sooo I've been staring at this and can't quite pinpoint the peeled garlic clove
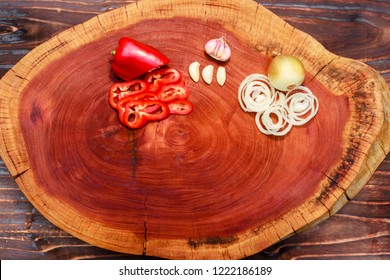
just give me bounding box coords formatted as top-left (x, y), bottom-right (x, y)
top-left (216, 66), bottom-right (226, 86)
top-left (202, 64), bottom-right (214, 84)
top-left (204, 37), bottom-right (231, 62)
top-left (188, 61), bottom-right (200, 82)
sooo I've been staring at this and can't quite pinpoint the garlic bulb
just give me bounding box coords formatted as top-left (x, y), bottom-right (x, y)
top-left (204, 37), bottom-right (231, 62)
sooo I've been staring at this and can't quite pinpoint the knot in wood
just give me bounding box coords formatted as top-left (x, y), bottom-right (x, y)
top-left (0, 24), bottom-right (19, 36)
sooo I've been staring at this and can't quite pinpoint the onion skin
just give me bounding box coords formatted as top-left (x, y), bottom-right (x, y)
top-left (267, 54), bottom-right (305, 92)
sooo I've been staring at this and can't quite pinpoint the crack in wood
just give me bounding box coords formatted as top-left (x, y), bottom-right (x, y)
top-left (7, 68), bottom-right (29, 83)
top-left (134, 1), bottom-right (145, 19)
top-left (124, 4), bottom-right (130, 21)
top-left (129, 130), bottom-right (137, 177)
top-left (291, 32), bottom-right (308, 54)
top-left (142, 160), bottom-right (148, 256)
top-left (142, 216), bottom-right (148, 256)
top-left (188, 235), bottom-right (238, 249)
top-left (308, 56), bottom-right (338, 85)
top-left (11, 168), bottom-right (29, 180)
top-left (29, 37), bottom-right (70, 72)
top-left (320, 170), bottom-right (348, 198)
top-left (378, 141), bottom-right (388, 158)
top-left (96, 14), bottom-right (106, 33)
top-left (315, 195), bottom-right (332, 217)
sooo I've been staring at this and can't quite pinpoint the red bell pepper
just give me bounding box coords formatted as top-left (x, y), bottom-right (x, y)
top-left (119, 100), bottom-right (170, 129)
top-left (116, 92), bottom-right (159, 116)
top-left (145, 68), bottom-right (183, 91)
top-left (108, 66), bottom-right (193, 130)
top-left (109, 79), bottom-right (149, 109)
top-left (167, 100), bottom-right (194, 115)
top-left (111, 37), bottom-right (170, 81)
top-left (157, 84), bottom-right (189, 102)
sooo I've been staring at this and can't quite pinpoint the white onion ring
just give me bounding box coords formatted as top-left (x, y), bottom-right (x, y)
top-left (238, 74), bottom-right (276, 113)
top-left (285, 86), bottom-right (319, 126)
top-left (275, 90), bottom-right (287, 106)
top-left (255, 104), bottom-right (292, 136)
top-left (238, 74), bottom-right (319, 136)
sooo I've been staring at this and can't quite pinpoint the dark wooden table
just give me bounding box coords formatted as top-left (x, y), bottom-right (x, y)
top-left (0, 0), bottom-right (389, 260)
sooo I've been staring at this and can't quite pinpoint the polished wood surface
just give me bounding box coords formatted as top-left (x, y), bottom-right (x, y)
top-left (0, 0), bottom-right (389, 260)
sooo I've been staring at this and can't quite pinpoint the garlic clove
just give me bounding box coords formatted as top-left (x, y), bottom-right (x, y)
top-left (188, 61), bottom-right (200, 82)
top-left (204, 37), bottom-right (231, 62)
top-left (216, 66), bottom-right (226, 86)
top-left (201, 64), bottom-right (214, 84)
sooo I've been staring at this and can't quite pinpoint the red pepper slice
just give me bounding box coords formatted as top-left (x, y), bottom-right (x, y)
top-left (120, 108), bottom-right (148, 129)
top-left (157, 84), bottom-right (189, 102)
top-left (111, 37), bottom-right (170, 81)
top-left (119, 100), bottom-right (170, 129)
top-left (109, 80), bottom-right (148, 109)
top-left (167, 100), bottom-right (194, 115)
top-left (145, 68), bottom-right (183, 91)
top-left (116, 92), bottom-right (158, 106)
top-left (116, 92), bottom-right (159, 116)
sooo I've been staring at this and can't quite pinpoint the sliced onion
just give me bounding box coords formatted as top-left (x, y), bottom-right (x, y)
top-left (238, 74), bottom-right (319, 136)
top-left (275, 90), bottom-right (287, 106)
top-left (238, 74), bottom-right (276, 113)
top-left (255, 104), bottom-right (292, 136)
top-left (285, 86), bottom-right (319, 126)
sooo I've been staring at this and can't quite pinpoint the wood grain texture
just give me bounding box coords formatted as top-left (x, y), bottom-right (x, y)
top-left (0, 0), bottom-right (389, 260)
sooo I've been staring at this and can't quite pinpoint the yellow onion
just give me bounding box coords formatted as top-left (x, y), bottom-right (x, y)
top-left (267, 54), bottom-right (305, 91)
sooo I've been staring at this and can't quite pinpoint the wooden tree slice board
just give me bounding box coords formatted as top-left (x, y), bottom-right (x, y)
top-left (0, 0), bottom-right (389, 259)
